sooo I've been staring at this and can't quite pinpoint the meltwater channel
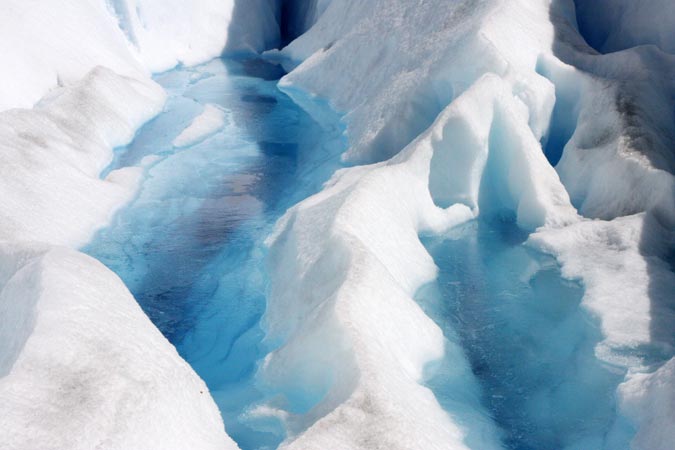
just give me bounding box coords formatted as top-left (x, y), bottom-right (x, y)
top-left (84, 57), bottom-right (346, 449)
top-left (84, 57), bottom-right (633, 450)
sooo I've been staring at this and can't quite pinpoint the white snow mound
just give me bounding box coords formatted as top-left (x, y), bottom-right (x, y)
top-left (0, 243), bottom-right (237, 450)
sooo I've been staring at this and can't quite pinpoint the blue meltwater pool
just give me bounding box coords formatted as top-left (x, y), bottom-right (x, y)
top-left (84, 57), bottom-right (346, 449)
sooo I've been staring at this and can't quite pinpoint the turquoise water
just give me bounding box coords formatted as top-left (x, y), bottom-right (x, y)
top-left (417, 218), bottom-right (634, 449)
top-left (84, 57), bottom-right (346, 449)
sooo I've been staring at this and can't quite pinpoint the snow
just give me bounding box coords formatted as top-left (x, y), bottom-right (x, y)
top-left (0, 67), bottom-right (164, 247)
top-left (257, 52), bottom-right (577, 449)
top-left (0, 64), bottom-right (241, 448)
top-left (0, 0), bottom-right (275, 446)
top-left (529, 213), bottom-right (675, 364)
top-left (0, 0), bottom-right (280, 111)
top-left (619, 357), bottom-right (675, 450)
top-left (104, 0), bottom-right (279, 72)
top-left (173, 104), bottom-right (227, 148)
top-left (0, 243), bottom-right (238, 450)
top-left (260, 147), bottom-right (485, 449)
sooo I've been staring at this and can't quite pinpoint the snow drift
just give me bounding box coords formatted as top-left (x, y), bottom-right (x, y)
top-left (0, 244), bottom-right (237, 450)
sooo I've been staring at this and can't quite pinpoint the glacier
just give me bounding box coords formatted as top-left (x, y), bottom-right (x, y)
top-left (0, 0), bottom-right (674, 449)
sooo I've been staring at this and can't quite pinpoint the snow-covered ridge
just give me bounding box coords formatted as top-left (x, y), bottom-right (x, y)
top-left (255, 0), bottom-right (675, 448)
top-left (0, 67), bottom-right (164, 247)
top-left (0, 65), bottom-right (239, 449)
top-left (0, 244), bottom-right (233, 450)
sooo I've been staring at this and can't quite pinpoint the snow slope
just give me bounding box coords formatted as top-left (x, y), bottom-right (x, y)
top-left (0, 1), bottom-right (282, 448)
top-left (0, 66), bottom-right (239, 449)
top-left (0, 0), bottom-right (280, 111)
top-left (0, 244), bottom-right (235, 450)
top-left (256, 0), bottom-right (675, 448)
top-left (0, 68), bottom-right (164, 247)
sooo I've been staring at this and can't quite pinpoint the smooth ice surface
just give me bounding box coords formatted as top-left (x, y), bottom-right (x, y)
top-left (84, 57), bottom-right (346, 449)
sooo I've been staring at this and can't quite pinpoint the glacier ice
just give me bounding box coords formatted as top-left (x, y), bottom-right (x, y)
top-left (83, 57), bottom-right (347, 449)
top-left (0, 1), bottom-right (279, 448)
top-left (0, 0), bottom-right (674, 449)
top-left (0, 0), bottom-right (281, 111)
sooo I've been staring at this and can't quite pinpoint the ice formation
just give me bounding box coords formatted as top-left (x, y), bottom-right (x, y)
top-left (1, 0), bottom-right (674, 449)
top-left (0, 0), bottom-right (279, 110)
top-left (173, 104), bottom-right (227, 148)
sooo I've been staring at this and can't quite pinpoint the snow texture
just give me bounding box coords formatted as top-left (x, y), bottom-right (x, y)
top-left (1, 0), bottom-right (674, 448)
top-left (0, 0), bottom-right (280, 111)
top-left (0, 66), bottom-right (239, 449)
top-left (0, 68), bottom-right (164, 247)
top-left (0, 244), bottom-right (237, 450)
